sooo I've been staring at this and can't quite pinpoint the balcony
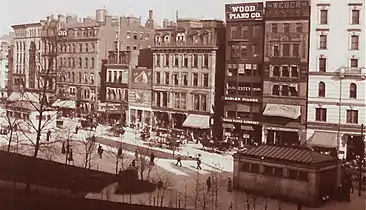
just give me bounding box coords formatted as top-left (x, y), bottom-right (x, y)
top-left (338, 67), bottom-right (366, 79)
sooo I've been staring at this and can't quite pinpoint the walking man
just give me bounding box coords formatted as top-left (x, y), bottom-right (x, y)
top-left (150, 152), bottom-right (155, 165)
top-left (175, 154), bottom-right (182, 167)
top-left (196, 156), bottom-right (202, 170)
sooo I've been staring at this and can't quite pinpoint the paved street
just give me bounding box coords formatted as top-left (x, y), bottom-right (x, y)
top-left (0, 125), bottom-right (365, 210)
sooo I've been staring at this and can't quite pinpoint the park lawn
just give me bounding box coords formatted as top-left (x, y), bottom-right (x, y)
top-left (0, 151), bottom-right (116, 193)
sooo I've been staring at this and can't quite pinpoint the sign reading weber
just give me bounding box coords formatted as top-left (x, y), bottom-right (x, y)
top-left (225, 2), bottom-right (264, 21)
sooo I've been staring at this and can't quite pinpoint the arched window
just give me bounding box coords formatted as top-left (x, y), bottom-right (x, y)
top-left (318, 82), bottom-right (325, 97)
top-left (350, 83), bottom-right (357, 98)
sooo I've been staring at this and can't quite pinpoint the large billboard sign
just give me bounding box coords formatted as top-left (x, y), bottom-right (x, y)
top-left (225, 3), bottom-right (264, 21)
top-left (265, 1), bottom-right (310, 18)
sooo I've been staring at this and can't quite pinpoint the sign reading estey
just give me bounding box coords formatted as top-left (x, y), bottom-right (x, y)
top-left (226, 3), bottom-right (264, 21)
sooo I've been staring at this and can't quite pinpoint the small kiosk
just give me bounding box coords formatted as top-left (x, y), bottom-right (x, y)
top-left (233, 145), bottom-right (340, 207)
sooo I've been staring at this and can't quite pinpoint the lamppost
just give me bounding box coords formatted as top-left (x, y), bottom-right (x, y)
top-left (358, 123), bottom-right (364, 196)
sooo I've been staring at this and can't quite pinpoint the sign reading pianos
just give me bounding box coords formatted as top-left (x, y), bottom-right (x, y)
top-left (265, 1), bottom-right (310, 19)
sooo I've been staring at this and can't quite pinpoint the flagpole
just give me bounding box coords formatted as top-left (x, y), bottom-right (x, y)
top-left (117, 17), bottom-right (121, 64)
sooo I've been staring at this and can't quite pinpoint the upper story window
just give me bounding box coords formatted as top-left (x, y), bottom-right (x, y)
top-left (319, 58), bottom-right (327, 72)
top-left (350, 58), bottom-right (358, 68)
top-left (79, 43), bottom-right (83, 52)
top-left (242, 26), bottom-right (249, 39)
top-left (176, 33), bottom-right (186, 44)
top-left (346, 110), bottom-right (358, 124)
top-left (316, 108), bottom-right (327, 122)
top-left (126, 31), bottom-right (131, 39)
top-left (351, 9), bottom-right (360, 25)
top-left (349, 83), bottom-right (357, 98)
top-left (231, 44), bottom-right (248, 59)
top-left (320, 10), bottom-right (328, 24)
top-left (318, 82), bottom-right (325, 97)
top-left (273, 45), bottom-right (279, 57)
top-left (283, 23), bottom-right (290, 33)
top-left (351, 35), bottom-right (359, 50)
top-left (164, 34), bottom-right (170, 44)
top-left (133, 33), bottom-right (138, 40)
top-left (155, 35), bottom-right (161, 45)
top-left (295, 23), bottom-right (303, 33)
top-left (319, 35), bottom-right (327, 49)
top-left (271, 24), bottom-right (277, 33)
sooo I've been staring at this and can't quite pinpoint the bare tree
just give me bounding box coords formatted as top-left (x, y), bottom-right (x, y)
top-left (136, 148), bottom-right (154, 180)
top-left (76, 132), bottom-right (97, 169)
top-left (105, 144), bottom-right (131, 174)
top-left (0, 110), bottom-right (20, 152)
top-left (150, 170), bottom-right (173, 207)
top-left (210, 170), bottom-right (228, 210)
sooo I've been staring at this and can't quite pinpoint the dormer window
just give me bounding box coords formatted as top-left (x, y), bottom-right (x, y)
top-left (164, 34), bottom-right (170, 44)
top-left (203, 31), bottom-right (210, 45)
top-left (176, 33), bottom-right (186, 44)
top-left (155, 35), bottom-right (161, 45)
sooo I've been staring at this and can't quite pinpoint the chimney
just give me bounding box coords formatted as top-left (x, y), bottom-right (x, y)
top-left (148, 10), bottom-right (153, 20)
top-left (163, 19), bottom-right (169, 28)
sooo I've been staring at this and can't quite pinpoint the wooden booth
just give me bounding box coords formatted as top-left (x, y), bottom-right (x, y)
top-left (233, 145), bottom-right (341, 207)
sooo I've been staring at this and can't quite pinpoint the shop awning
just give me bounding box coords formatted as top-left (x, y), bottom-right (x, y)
top-left (263, 104), bottom-right (301, 119)
top-left (182, 114), bottom-right (210, 129)
top-left (52, 100), bottom-right (76, 109)
top-left (308, 131), bottom-right (338, 148)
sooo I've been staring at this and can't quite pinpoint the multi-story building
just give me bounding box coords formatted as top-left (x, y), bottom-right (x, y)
top-left (151, 19), bottom-right (225, 138)
top-left (262, 0), bottom-right (310, 146)
top-left (0, 39), bottom-right (10, 98)
top-left (10, 22), bottom-right (42, 92)
top-left (99, 50), bottom-right (136, 124)
top-left (128, 48), bottom-right (153, 127)
top-left (307, 0), bottom-right (365, 159)
top-left (55, 9), bottom-right (154, 116)
top-left (223, 2), bottom-right (265, 147)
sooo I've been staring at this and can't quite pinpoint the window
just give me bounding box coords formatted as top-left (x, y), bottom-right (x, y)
top-left (253, 25), bottom-right (261, 38)
top-left (273, 66), bottom-right (280, 77)
top-left (346, 110), bottom-right (358, 124)
top-left (272, 85), bottom-right (280, 95)
top-left (319, 35), bottom-right (327, 49)
top-left (315, 108), bottom-right (327, 121)
top-left (230, 26), bottom-right (240, 39)
top-left (174, 93), bottom-right (180, 109)
top-left (155, 72), bottom-right (161, 84)
top-left (350, 59), bottom-right (358, 68)
top-left (291, 65), bottom-right (299, 77)
top-left (165, 54), bottom-right (169, 66)
top-left (283, 44), bottom-right (290, 56)
top-left (295, 23), bottom-right (302, 33)
top-left (319, 58), bottom-right (326, 72)
top-left (273, 45), bottom-right (279, 57)
top-left (182, 73), bottom-right (188, 86)
top-left (91, 58), bottom-right (95, 68)
top-left (282, 66), bottom-right (289, 77)
top-left (281, 85), bottom-right (289, 96)
top-left (193, 94), bottom-right (200, 110)
top-left (283, 23), bottom-right (290, 33)
top-left (292, 44), bottom-right (299, 57)
top-left (289, 170), bottom-right (308, 182)
top-left (253, 44), bottom-right (260, 57)
top-left (164, 72), bottom-right (169, 85)
top-left (174, 54), bottom-right (179, 67)
top-left (349, 83), bottom-right (357, 98)
top-left (201, 95), bottom-right (207, 111)
top-left (203, 74), bottom-right (209, 87)
top-left (264, 166), bottom-right (274, 176)
top-left (85, 43), bottom-right (89, 52)
top-left (173, 73), bottom-right (179, 85)
top-left (242, 26), bottom-right (249, 38)
top-left (352, 10), bottom-right (360, 24)
top-left (241, 163), bottom-right (250, 172)
top-left (351, 35), bottom-right (359, 50)
top-left (203, 54), bottom-right (208, 68)
top-left (192, 54), bottom-right (198, 68)
top-left (79, 43), bottom-right (83, 52)
top-left (156, 54), bottom-right (161, 67)
top-left (271, 23), bottom-right (277, 33)
top-left (320, 10), bottom-right (328, 24)
top-left (126, 45), bottom-right (131, 51)
top-left (318, 82), bottom-right (325, 97)
top-left (183, 55), bottom-right (188, 68)
top-left (181, 93), bottom-right (187, 109)
top-left (193, 73), bottom-right (198, 86)
top-left (84, 58), bottom-right (88, 68)
top-left (133, 46), bottom-right (137, 50)
top-left (133, 34), bottom-right (138, 40)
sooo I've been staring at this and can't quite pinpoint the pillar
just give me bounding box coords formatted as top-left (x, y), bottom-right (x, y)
top-left (141, 110), bottom-right (145, 127)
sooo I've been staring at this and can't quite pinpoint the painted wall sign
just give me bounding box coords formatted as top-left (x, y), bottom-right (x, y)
top-left (130, 69), bottom-right (152, 89)
top-left (128, 89), bottom-right (152, 106)
top-left (265, 1), bottom-right (310, 18)
top-left (225, 3), bottom-right (264, 21)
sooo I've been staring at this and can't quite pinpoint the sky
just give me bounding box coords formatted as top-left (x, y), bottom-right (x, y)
top-left (0, 0), bottom-right (261, 34)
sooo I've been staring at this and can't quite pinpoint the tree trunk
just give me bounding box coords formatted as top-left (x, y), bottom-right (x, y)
top-left (7, 129), bottom-right (13, 152)
top-left (85, 153), bottom-right (89, 168)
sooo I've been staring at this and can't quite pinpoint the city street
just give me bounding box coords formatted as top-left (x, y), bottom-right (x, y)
top-left (0, 123), bottom-right (363, 210)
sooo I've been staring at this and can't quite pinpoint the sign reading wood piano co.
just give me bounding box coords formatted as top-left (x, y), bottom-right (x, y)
top-left (225, 2), bottom-right (264, 21)
top-left (265, 1), bottom-right (310, 18)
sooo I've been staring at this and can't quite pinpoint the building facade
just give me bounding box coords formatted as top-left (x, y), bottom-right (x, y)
top-left (151, 19), bottom-right (225, 138)
top-left (262, 0), bottom-right (310, 146)
top-left (223, 2), bottom-right (264, 147)
top-left (55, 9), bottom-right (154, 116)
top-left (307, 0), bottom-right (365, 159)
top-left (128, 48), bottom-right (153, 128)
top-left (99, 50), bottom-right (135, 124)
top-left (0, 39), bottom-right (10, 98)
top-left (11, 22), bottom-right (42, 92)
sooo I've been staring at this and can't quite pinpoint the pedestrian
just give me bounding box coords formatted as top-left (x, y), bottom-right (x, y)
top-left (46, 130), bottom-right (51, 141)
top-left (68, 149), bottom-right (74, 162)
top-left (75, 126), bottom-right (79, 134)
top-left (91, 134), bottom-right (96, 142)
top-left (98, 145), bottom-right (103, 158)
top-left (196, 157), bottom-right (202, 170)
top-left (150, 152), bottom-right (155, 165)
top-left (175, 154), bottom-right (182, 167)
top-left (206, 177), bottom-right (211, 191)
top-left (228, 178), bottom-right (232, 192)
top-left (135, 149), bottom-right (139, 160)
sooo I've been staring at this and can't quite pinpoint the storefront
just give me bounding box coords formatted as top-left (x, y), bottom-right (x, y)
top-left (262, 103), bottom-right (303, 146)
top-left (222, 117), bottom-right (261, 147)
top-left (307, 131), bottom-right (338, 158)
top-left (233, 145), bottom-right (341, 207)
top-left (52, 99), bottom-right (76, 117)
top-left (129, 107), bottom-right (152, 128)
top-left (98, 102), bottom-right (126, 125)
top-left (182, 114), bottom-right (210, 137)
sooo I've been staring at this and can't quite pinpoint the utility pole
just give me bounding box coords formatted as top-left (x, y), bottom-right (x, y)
top-left (359, 123), bottom-right (364, 196)
top-left (116, 17), bottom-right (121, 64)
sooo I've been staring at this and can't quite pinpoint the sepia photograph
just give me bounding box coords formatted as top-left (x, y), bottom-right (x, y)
top-left (0, 0), bottom-right (364, 209)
